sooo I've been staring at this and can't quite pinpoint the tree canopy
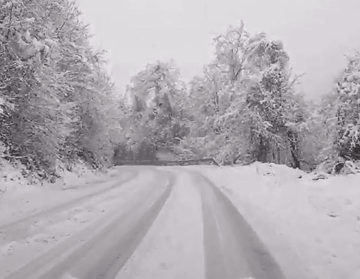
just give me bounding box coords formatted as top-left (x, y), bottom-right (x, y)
top-left (0, 0), bottom-right (123, 178)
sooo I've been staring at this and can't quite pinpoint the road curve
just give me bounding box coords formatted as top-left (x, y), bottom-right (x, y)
top-left (0, 167), bottom-right (287, 279)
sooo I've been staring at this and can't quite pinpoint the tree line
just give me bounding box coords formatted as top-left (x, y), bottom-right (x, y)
top-left (1, 0), bottom-right (359, 180)
top-left (120, 23), bottom-right (360, 172)
top-left (0, 0), bottom-right (122, 179)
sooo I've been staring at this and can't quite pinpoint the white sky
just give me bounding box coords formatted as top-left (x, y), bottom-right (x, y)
top-left (76, 0), bottom-right (360, 100)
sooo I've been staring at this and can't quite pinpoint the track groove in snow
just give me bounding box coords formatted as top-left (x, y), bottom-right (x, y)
top-left (193, 172), bottom-right (286, 279)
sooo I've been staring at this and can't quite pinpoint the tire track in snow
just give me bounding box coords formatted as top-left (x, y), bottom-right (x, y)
top-left (115, 170), bottom-right (205, 279)
top-left (3, 171), bottom-right (174, 279)
top-left (192, 172), bottom-right (286, 279)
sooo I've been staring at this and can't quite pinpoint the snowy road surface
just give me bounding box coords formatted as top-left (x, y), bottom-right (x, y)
top-left (0, 166), bottom-right (286, 279)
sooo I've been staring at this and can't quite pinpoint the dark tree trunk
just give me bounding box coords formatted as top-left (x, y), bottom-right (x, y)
top-left (287, 131), bottom-right (301, 169)
top-left (257, 135), bottom-right (268, 163)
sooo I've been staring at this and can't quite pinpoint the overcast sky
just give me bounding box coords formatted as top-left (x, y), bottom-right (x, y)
top-left (76, 0), bottom-right (360, 100)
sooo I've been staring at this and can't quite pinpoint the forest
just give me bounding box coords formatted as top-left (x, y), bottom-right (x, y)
top-left (1, 0), bottom-right (360, 181)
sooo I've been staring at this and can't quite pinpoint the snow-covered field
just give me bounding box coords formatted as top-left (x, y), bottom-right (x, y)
top-left (195, 163), bottom-right (360, 279)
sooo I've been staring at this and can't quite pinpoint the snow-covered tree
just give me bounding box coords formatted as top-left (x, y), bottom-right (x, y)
top-left (117, 61), bottom-right (188, 161)
top-left (178, 23), bottom-right (307, 167)
top-left (335, 52), bottom-right (360, 160)
top-left (0, 0), bottom-right (123, 177)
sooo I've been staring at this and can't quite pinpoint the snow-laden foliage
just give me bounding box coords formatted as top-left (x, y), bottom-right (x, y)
top-left (2, 3), bottom-right (357, 175)
top-left (173, 23), bottom-right (308, 167)
top-left (121, 23), bottom-right (320, 168)
top-left (301, 52), bottom-right (360, 172)
top-left (0, 0), bottom-right (123, 178)
top-left (113, 61), bottom-right (189, 162)
top-left (335, 53), bottom-right (360, 160)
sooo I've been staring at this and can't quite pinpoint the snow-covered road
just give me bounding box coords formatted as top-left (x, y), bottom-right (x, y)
top-left (0, 166), bottom-right (286, 279)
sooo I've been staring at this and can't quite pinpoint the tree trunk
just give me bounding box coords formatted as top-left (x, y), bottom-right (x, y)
top-left (287, 131), bottom-right (301, 169)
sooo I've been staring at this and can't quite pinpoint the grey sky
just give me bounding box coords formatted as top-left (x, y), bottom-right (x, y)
top-left (76, 0), bottom-right (360, 100)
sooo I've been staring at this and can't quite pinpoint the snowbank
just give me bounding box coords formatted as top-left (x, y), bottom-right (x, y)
top-left (0, 160), bottom-right (30, 195)
top-left (0, 159), bottom-right (124, 226)
top-left (196, 163), bottom-right (360, 279)
top-left (0, 159), bottom-right (115, 194)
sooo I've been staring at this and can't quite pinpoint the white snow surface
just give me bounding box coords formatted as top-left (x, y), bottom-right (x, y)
top-left (0, 159), bottom-right (120, 226)
top-left (194, 162), bottom-right (360, 279)
top-left (2, 160), bottom-right (360, 279)
top-left (0, 160), bottom-right (112, 193)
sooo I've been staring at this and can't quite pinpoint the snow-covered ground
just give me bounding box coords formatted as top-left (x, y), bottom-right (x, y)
top-left (195, 163), bottom-right (360, 279)
top-left (0, 160), bottom-right (125, 226)
top-left (2, 160), bottom-right (360, 279)
top-left (0, 160), bottom-right (115, 193)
